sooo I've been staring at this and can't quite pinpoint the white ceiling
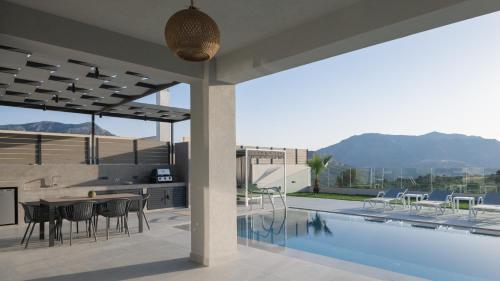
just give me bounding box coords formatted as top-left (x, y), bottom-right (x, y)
top-left (7, 0), bottom-right (361, 55)
top-left (4, 0), bottom-right (499, 84)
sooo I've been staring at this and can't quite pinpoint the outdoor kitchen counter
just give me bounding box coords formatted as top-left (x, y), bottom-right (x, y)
top-left (68, 182), bottom-right (186, 192)
top-left (24, 182), bottom-right (187, 200)
top-left (68, 183), bottom-right (189, 210)
top-left (7, 182), bottom-right (188, 228)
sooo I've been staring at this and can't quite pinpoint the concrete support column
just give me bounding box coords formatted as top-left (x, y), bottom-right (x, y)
top-left (156, 89), bottom-right (171, 142)
top-left (189, 68), bottom-right (237, 266)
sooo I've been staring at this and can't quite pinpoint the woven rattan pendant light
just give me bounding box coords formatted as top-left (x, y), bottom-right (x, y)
top-left (165, 0), bottom-right (220, 62)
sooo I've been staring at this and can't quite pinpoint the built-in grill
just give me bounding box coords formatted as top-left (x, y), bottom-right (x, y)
top-left (151, 168), bottom-right (173, 183)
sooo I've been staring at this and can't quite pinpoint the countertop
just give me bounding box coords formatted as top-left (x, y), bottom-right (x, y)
top-left (69, 182), bottom-right (186, 191)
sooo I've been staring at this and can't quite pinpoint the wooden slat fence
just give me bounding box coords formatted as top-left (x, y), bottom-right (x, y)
top-left (0, 131), bottom-right (170, 165)
top-left (0, 133), bottom-right (37, 164)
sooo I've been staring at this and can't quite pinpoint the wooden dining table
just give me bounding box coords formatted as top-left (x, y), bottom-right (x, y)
top-left (39, 193), bottom-right (143, 247)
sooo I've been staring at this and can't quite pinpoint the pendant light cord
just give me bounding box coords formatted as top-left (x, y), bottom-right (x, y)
top-left (188, 0), bottom-right (196, 10)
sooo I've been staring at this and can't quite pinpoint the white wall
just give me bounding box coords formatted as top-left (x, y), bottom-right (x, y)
top-left (251, 164), bottom-right (310, 193)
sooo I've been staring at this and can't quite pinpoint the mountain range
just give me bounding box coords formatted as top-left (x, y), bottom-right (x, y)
top-left (0, 121), bottom-right (114, 136)
top-left (316, 132), bottom-right (500, 168)
top-left (2, 123), bottom-right (498, 168)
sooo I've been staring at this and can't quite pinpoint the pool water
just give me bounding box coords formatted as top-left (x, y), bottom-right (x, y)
top-left (237, 209), bottom-right (499, 281)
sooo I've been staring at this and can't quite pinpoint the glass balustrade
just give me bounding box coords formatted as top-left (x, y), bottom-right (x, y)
top-left (314, 166), bottom-right (500, 194)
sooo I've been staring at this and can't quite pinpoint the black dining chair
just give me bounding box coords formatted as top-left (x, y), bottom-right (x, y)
top-left (128, 193), bottom-right (151, 231)
top-left (60, 201), bottom-right (96, 245)
top-left (20, 202), bottom-right (53, 248)
top-left (97, 199), bottom-right (130, 240)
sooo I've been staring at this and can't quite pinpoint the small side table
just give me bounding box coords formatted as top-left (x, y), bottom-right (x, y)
top-left (404, 193), bottom-right (424, 208)
top-left (453, 196), bottom-right (475, 216)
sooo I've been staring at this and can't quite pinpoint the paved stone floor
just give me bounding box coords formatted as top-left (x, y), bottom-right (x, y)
top-left (5, 196), bottom-right (494, 281)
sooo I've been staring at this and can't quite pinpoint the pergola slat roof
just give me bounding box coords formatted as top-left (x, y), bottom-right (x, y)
top-left (236, 148), bottom-right (286, 159)
top-left (0, 44), bottom-right (190, 123)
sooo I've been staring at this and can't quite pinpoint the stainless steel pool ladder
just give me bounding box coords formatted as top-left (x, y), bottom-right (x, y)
top-left (263, 186), bottom-right (287, 210)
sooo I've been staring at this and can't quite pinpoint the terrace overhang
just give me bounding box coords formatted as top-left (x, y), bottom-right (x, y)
top-left (2, 0), bottom-right (499, 85)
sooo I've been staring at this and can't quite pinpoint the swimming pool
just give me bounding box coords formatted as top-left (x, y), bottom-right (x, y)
top-left (237, 209), bottom-right (499, 281)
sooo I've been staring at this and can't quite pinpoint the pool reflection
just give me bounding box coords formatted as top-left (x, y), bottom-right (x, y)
top-left (237, 209), bottom-right (333, 246)
top-left (237, 209), bottom-right (500, 281)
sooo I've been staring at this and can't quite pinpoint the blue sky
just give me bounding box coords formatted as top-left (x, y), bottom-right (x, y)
top-left (2, 11), bottom-right (500, 151)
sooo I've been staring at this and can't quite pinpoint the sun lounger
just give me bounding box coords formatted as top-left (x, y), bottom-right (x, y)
top-left (363, 187), bottom-right (407, 210)
top-left (410, 189), bottom-right (453, 215)
top-left (471, 192), bottom-right (500, 217)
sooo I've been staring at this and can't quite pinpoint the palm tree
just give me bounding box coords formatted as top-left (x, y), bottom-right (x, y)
top-left (307, 154), bottom-right (332, 193)
top-left (307, 212), bottom-right (332, 236)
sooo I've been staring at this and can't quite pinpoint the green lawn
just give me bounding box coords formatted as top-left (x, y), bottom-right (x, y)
top-left (288, 192), bottom-right (372, 201)
top-left (288, 192), bottom-right (473, 209)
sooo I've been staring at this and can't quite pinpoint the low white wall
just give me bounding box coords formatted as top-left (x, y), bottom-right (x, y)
top-left (251, 164), bottom-right (310, 193)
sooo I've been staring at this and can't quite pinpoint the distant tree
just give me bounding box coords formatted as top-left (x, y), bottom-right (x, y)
top-left (336, 169), bottom-right (357, 188)
top-left (307, 212), bottom-right (332, 236)
top-left (336, 173), bottom-right (343, 187)
top-left (350, 169), bottom-right (358, 186)
top-left (495, 170), bottom-right (500, 186)
top-left (307, 154), bottom-right (332, 193)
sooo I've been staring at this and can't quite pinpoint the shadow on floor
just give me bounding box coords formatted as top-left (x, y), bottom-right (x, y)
top-left (24, 257), bottom-right (200, 281)
top-left (0, 227), bottom-right (147, 253)
top-left (0, 236), bottom-right (51, 252)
